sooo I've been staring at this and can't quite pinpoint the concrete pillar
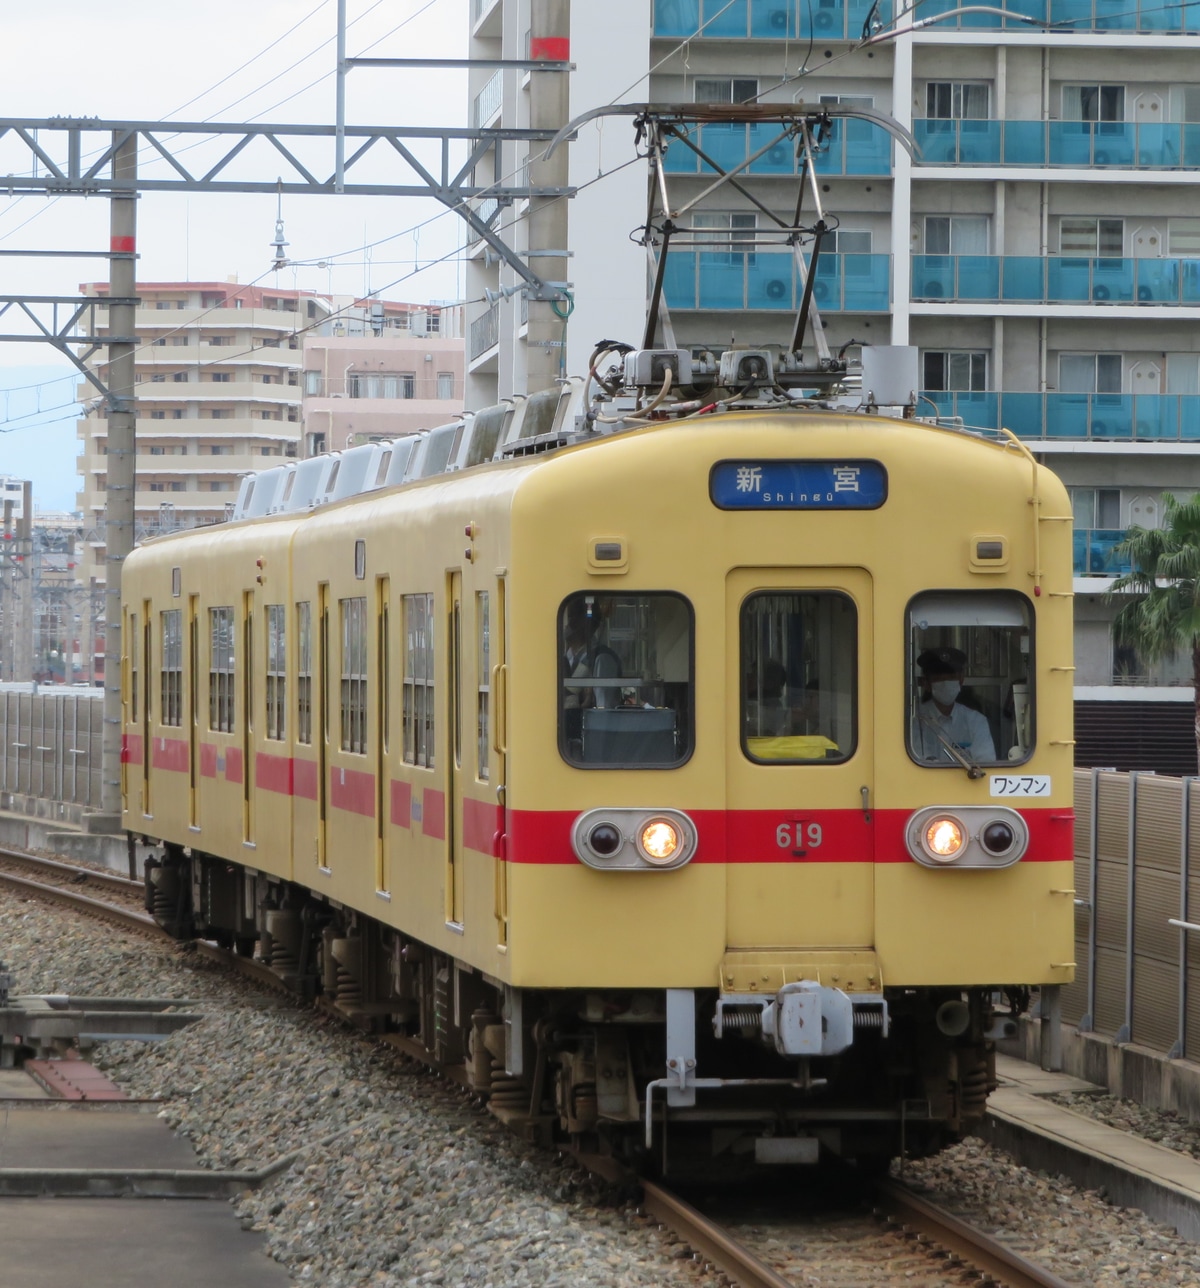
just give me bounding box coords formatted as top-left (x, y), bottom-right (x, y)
top-left (525, 0), bottom-right (571, 394)
top-left (100, 133), bottom-right (138, 822)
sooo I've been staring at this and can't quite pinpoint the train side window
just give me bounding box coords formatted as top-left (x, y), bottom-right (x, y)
top-left (558, 592), bottom-right (693, 769)
top-left (161, 610), bottom-right (183, 727)
top-left (907, 591), bottom-right (1032, 769)
top-left (340, 597), bottom-right (368, 754)
top-left (296, 602), bottom-right (312, 745)
top-left (129, 612), bottom-right (138, 722)
top-left (265, 605), bottom-right (286, 741)
top-left (403, 593), bottom-right (435, 768)
top-left (209, 606), bottom-right (235, 733)
top-left (740, 593), bottom-right (856, 764)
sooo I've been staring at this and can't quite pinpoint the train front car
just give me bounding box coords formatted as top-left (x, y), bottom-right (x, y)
top-left (507, 406), bottom-right (1074, 1173)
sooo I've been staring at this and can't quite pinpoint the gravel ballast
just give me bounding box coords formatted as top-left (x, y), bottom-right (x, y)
top-left (6, 887), bottom-right (1200, 1286)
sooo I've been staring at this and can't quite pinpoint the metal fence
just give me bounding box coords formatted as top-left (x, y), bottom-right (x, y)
top-left (0, 688), bottom-right (103, 811)
top-left (1066, 767), bottom-right (1200, 1061)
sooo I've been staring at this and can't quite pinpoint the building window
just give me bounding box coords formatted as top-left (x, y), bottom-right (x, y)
top-left (1169, 218), bottom-right (1200, 255)
top-left (169, 482), bottom-right (185, 492)
top-left (303, 370), bottom-right (322, 395)
top-left (340, 597), bottom-right (368, 754)
top-left (151, 374), bottom-right (166, 383)
top-left (477, 591), bottom-right (490, 781)
top-left (693, 212), bottom-right (757, 265)
top-left (201, 294), bottom-right (226, 308)
top-left (173, 371), bottom-right (188, 382)
top-left (437, 371), bottom-right (455, 400)
top-left (694, 77), bottom-right (758, 104)
top-left (173, 409), bottom-right (184, 419)
top-left (403, 593), bottom-right (435, 767)
top-left (173, 336), bottom-right (188, 346)
top-left (209, 606), bottom-right (235, 733)
top-left (347, 372), bottom-right (416, 399)
top-left (1060, 218), bottom-right (1124, 256)
top-left (161, 610), bottom-right (183, 727)
top-left (1059, 353), bottom-right (1122, 393)
top-left (826, 229), bottom-right (872, 253)
top-left (426, 312), bottom-right (440, 334)
top-left (208, 481), bottom-right (232, 492)
top-left (208, 409), bottom-right (229, 419)
top-left (924, 215), bottom-right (989, 255)
top-left (149, 483), bottom-right (166, 492)
top-left (1070, 487), bottom-right (1121, 529)
top-left (265, 604), bottom-right (286, 741)
top-left (150, 414), bottom-right (166, 423)
top-left (296, 602), bottom-right (312, 745)
top-left (1168, 353), bottom-right (1200, 394)
top-left (209, 444), bottom-right (233, 455)
top-left (923, 351), bottom-right (988, 391)
top-left (154, 337), bottom-right (167, 347)
top-left (210, 372), bottom-right (231, 382)
top-left (926, 82), bottom-right (990, 119)
top-left (1063, 84), bottom-right (1125, 121)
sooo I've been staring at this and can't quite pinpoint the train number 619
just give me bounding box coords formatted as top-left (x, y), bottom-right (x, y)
top-left (777, 822), bottom-right (823, 849)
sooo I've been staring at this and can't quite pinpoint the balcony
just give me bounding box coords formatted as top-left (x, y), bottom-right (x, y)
top-left (1074, 528), bottom-right (1131, 577)
top-left (913, 119), bottom-right (1200, 170)
top-left (911, 255), bottom-right (1200, 306)
top-left (654, 0), bottom-right (891, 39)
top-left (919, 390), bottom-right (1200, 440)
top-left (473, 71), bottom-right (503, 129)
top-left (664, 252), bottom-right (890, 311)
top-left (662, 120), bottom-right (891, 177)
top-left (916, 0), bottom-right (1200, 29)
top-left (469, 303), bottom-right (500, 360)
top-left (652, 0), bottom-right (1200, 35)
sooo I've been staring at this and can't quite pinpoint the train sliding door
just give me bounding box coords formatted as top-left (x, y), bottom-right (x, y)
top-left (724, 568), bottom-right (875, 950)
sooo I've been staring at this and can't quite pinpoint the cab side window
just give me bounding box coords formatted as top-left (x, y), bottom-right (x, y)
top-left (741, 593), bottom-right (856, 763)
top-left (907, 591), bottom-right (1032, 768)
top-left (558, 592), bottom-right (693, 768)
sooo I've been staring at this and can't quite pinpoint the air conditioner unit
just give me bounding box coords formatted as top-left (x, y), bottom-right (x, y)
top-left (769, 7), bottom-right (789, 29)
top-left (764, 277), bottom-right (789, 302)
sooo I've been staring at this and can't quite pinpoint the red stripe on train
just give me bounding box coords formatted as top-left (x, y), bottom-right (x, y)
top-left (122, 734), bottom-right (143, 764)
top-left (256, 751), bottom-right (293, 795)
top-left (504, 807), bottom-right (1074, 865)
top-left (331, 765), bottom-right (375, 817)
top-left (151, 737), bottom-right (189, 773)
top-left (293, 758), bottom-right (318, 801)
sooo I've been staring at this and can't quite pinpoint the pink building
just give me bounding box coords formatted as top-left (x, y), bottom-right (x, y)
top-left (302, 306), bottom-right (465, 457)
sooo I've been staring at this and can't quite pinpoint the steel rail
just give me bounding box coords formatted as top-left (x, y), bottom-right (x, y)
top-left (0, 867), bottom-right (161, 937)
top-left (0, 844), bottom-right (142, 896)
top-left (876, 1179), bottom-right (1076, 1288)
top-left (640, 1179), bottom-right (795, 1288)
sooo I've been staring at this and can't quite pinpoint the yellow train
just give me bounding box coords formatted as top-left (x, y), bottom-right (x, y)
top-left (123, 354), bottom-right (1075, 1172)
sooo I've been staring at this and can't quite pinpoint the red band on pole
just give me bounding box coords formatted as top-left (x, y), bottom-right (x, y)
top-left (530, 36), bottom-right (570, 60)
top-left (110, 235), bottom-right (136, 253)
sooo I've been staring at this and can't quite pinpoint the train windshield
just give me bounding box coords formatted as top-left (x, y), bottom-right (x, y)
top-left (558, 592), bottom-right (693, 768)
top-left (907, 591), bottom-right (1033, 769)
top-left (740, 593), bottom-right (856, 763)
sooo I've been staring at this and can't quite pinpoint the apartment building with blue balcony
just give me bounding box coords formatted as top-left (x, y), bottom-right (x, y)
top-left (467, 0), bottom-right (1200, 763)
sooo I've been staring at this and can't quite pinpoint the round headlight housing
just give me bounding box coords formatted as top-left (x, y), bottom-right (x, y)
top-left (980, 820), bottom-right (1017, 857)
top-left (637, 818), bottom-right (681, 865)
top-left (587, 822), bottom-right (623, 858)
top-left (923, 815), bottom-right (965, 863)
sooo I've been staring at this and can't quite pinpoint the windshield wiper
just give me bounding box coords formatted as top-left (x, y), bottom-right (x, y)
top-left (919, 713), bottom-right (985, 779)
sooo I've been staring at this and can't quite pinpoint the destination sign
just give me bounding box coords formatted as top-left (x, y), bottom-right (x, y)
top-left (710, 459), bottom-right (887, 510)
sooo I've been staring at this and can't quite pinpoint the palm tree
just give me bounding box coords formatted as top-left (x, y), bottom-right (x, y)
top-left (1108, 493), bottom-right (1200, 769)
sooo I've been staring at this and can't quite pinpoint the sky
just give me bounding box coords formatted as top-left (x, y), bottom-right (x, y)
top-left (0, 0), bottom-right (468, 511)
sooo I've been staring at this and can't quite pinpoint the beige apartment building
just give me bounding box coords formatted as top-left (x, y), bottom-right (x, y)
top-left (75, 284), bottom-right (464, 589)
top-left (76, 280), bottom-right (329, 587)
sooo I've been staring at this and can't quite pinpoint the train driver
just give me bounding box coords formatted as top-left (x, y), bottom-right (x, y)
top-left (562, 599), bottom-right (620, 711)
top-left (912, 646), bottom-right (996, 765)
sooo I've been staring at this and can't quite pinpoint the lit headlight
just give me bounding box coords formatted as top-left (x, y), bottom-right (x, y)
top-left (638, 819), bottom-right (681, 865)
top-left (924, 816), bottom-right (965, 861)
top-left (905, 805), bottom-right (1029, 869)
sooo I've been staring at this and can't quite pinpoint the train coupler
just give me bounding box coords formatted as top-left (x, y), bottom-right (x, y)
top-left (714, 984), bottom-right (889, 1057)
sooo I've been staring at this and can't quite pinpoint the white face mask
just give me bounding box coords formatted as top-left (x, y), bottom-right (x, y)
top-left (930, 679), bottom-right (961, 707)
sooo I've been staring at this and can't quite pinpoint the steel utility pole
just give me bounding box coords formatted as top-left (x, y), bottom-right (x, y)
top-left (100, 134), bottom-right (137, 822)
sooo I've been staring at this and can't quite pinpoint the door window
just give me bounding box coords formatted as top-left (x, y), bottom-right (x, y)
top-left (740, 593), bottom-right (856, 763)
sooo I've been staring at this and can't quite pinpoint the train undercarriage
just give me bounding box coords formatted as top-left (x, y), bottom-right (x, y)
top-left (146, 844), bottom-right (1005, 1174)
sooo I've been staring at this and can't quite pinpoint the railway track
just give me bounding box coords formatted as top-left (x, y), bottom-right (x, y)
top-left (640, 1176), bottom-right (1076, 1288)
top-left (0, 843), bottom-right (1078, 1288)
